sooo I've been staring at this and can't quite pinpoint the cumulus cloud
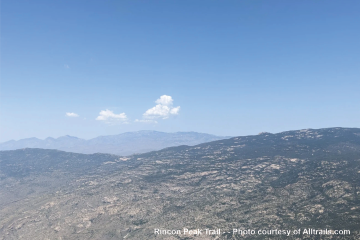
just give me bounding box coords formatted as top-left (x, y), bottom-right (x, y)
top-left (96, 109), bottom-right (128, 123)
top-left (141, 95), bottom-right (180, 121)
top-left (155, 95), bottom-right (173, 105)
top-left (66, 112), bottom-right (79, 117)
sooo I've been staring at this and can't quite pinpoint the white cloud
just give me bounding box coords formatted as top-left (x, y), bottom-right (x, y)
top-left (144, 105), bottom-right (171, 119)
top-left (142, 95), bottom-right (180, 120)
top-left (66, 112), bottom-right (79, 117)
top-left (135, 119), bottom-right (158, 124)
top-left (170, 106), bottom-right (180, 115)
top-left (155, 95), bottom-right (173, 106)
top-left (96, 109), bottom-right (128, 123)
top-left (64, 64), bottom-right (70, 69)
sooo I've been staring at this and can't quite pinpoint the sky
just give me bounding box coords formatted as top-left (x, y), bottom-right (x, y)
top-left (1, 0), bottom-right (360, 142)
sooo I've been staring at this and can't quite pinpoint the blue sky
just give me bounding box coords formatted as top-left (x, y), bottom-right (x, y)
top-left (1, 0), bottom-right (359, 142)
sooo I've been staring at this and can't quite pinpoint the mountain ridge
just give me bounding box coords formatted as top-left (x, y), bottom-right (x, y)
top-left (0, 131), bottom-right (230, 156)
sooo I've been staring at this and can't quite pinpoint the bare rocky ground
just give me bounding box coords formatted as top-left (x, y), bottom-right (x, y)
top-left (1, 127), bottom-right (360, 239)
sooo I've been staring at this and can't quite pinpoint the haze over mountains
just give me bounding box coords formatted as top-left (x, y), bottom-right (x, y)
top-left (1, 127), bottom-right (360, 239)
top-left (0, 131), bottom-right (230, 155)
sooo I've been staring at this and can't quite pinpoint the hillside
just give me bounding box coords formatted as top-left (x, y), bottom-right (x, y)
top-left (0, 127), bottom-right (360, 239)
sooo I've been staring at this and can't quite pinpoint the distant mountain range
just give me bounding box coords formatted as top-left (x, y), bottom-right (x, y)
top-left (0, 131), bottom-right (230, 155)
